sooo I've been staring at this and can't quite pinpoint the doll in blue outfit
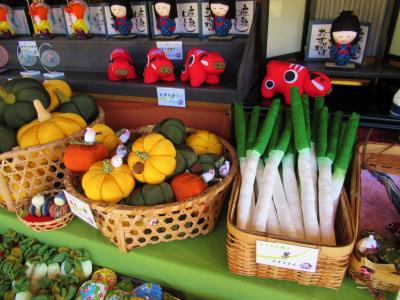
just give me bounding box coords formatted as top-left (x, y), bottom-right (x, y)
top-left (110, 0), bottom-right (133, 36)
top-left (209, 0), bottom-right (236, 37)
top-left (154, 0), bottom-right (177, 36)
top-left (329, 11), bottom-right (361, 66)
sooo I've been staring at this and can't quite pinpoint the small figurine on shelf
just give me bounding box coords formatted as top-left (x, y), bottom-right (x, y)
top-left (64, 0), bottom-right (90, 39)
top-left (109, 0), bottom-right (134, 37)
top-left (357, 234), bottom-right (378, 256)
top-left (209, 0), bottom-right (235, 38)
top-left (390, 88), bottom-right (400, 118)
top-left (153, 0), bottom-right (177, 37)
top-left (0, 4), bottom-right (16, 39)
top-left (28, 1), bottom-right (54, 39)
top-left (329, 11), bottom-right (361, 67)
top-left (143, 48), bottom-right (175, 84)
top-left (107, 48), bottom-right (137, 81)
top-left (49, 192), bottom-right (70, 218)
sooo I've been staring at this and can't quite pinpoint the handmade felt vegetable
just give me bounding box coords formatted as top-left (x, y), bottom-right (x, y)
top-left (261, 60), bottom-right (331, 106)
top-left (109, 0), bottom-right (134, 36)
top-left (209, 0), bottom-right (236, 37)
top-left (154, 0), bottom-right (177, 36)
top-left (55, 92), bottom-right (99, 124)
top-left (0, 78), bottom-right (51, 129)
top-left (186, 130), bottom-right (223, 156)
top-left (17, 100), bottom-right (87, 148)
top-left (92, 124), bottom-right (121, 153)
top-left (64, 0), bottom-right (90, 38)
top-left (143, 48), bottom-right (175, 84)
top-left (124, 182), bottom-right (174, 206)
top-left (108, 48), bottom-right (137, 81)
top-left (171, 173), bottom-right (207, 202)
top-left (43, 79), bottom-right (73, 112)
top-left (0, 125), bottom-right (16, 153)
top-left (128, 133), bottom-right (176, 184)
top-left (28, 2), bottom-right (54, 38)
top-left (192, 153), bottom-right (219, 174)
top-left (181, 48), bottom-right (225, 87)
top-left (0, 4), bottom-right (16, 38)
top-left (82, 155), bottom-right (135, 203)
top-left (171, 144), bottom-right (197, 177)
top-left (153, 118), bottom-right (186, 145)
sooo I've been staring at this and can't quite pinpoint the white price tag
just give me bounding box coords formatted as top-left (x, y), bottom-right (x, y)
top-left (18, 41), bottom-right (39, 56)
top-left (156, 41), bottom-right (183, 60)
top-left (64, 190), bottom-right (98, 229)
top-left (256, 240), bottom-right (319, 273)
top-left (157, 87), bottom-right (186, 108)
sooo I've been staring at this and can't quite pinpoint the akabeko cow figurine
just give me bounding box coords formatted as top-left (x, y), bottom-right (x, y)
top-left (143, 48), bottom-right (175, 84)
top-left (181, 48), bottom-right (225, 87)
top-left (108, 48), bottom-right (136, 81)
top-left (261, 60), bottom-right (331, 106)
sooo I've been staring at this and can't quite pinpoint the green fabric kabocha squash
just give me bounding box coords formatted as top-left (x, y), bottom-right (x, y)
top-left (0, 125), bottom-right (16, 153)
top-left (170, 144), bottom-right (197, 177)
top-left (194, 154), bottom-right (219, 173)
top-left (56, 92), bottom-right (99, 124)
top-left (0, 78), bottom-right (50, 129)
top-left (124, 182), bottom-right (175, 206)
top-left (153, 118), bottom-right (186, 145)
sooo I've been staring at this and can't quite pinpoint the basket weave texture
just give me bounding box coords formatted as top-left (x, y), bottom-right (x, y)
top-left (226, 176), bottom-right (355, 289)
top-left (64, 125), bottom-right (238, 252)
top-left (16, 189), bottom-right (74, 232)
top-left (349, 142), bottom-right (400, 292)
top-left (0, 108), bottom-right (105, 212)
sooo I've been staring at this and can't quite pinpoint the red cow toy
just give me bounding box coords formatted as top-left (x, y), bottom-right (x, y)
top-left (261, 60), bottom-right (332, 106)
top-left (108, 48), bottom-right (136, 81)
top-left (181, 48), bottom-right (225, 87)
top-left (143, 48), bottom-right (175, 84)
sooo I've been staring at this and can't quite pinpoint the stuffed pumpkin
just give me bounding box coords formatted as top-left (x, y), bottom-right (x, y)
top-left (82, 155), bottom-right (135, 203)
top-left (17, 100), bottom-right (86, 148)
top-left (43, 79), bottom-right (72, 112)
top-left (56, 93), bottom-right (99, 124)
top-left (128, 133), bottom-right (176, 184)
top-left (0, 78), bottom-right (50, 129)
top-left (124, 182), bottom-right (174, 206)
top-left (170, 144), bottom-right (197, 177)
top-left (92, 124), bottom-right (120, 153)
top-left (186, 130), bottom-right (223, 156)
top-left (153, 118), bottom-right (186, 145)
top-left (171, 173), bottom-right (207, 202)
top-left (0, 125), bottom-right (16, 153)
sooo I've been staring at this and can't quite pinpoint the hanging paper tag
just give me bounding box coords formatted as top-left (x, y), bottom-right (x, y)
top-left (256, 240), bottom-right (319, 273)
top-left (64, 190), bottom-right (98, 229)
top-left (157, 87), bottom-right (186, 108)
top-left (156, 41), bottom-right (183, 60)
top-left (18, 41), bottom-right (39, 56)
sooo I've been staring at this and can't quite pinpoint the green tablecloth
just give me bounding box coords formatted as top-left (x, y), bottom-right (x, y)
top-left (0, 207), bottom-right (389, 300)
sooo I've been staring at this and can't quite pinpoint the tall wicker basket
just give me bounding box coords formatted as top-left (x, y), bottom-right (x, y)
top-left (0, 108), bottom-right (105, 212)
top-left (64, 125), bottom-right (238, 252)
top-left (348, 142), bottom-right (400, 292)
top-left (227, 176), bottom-right (355, 289)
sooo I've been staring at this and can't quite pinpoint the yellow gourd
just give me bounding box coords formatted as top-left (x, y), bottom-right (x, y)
top-left (17, 100), bottom-right (86, 148)
top-left (43, 80), bottom-right (73, 112)
top-left (82, 156), bottom-right (135, 203)
top-left (186, 130), bottom-right (223, 156)
top-left (92, 124), bottom-right (120, 152)
top-left (128, 133), bottom-right (176, 184)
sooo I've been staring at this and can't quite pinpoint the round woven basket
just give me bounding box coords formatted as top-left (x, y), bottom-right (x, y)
top-left (0, 107), bottom-right (105, 212)
top-left (64, 125), bottom-right (238, 252)
top-left (16, 189), bottom-right (74, 232)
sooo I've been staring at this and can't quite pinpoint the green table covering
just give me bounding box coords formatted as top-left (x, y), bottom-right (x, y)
top-left (0, 206), bottom-right (390, 300)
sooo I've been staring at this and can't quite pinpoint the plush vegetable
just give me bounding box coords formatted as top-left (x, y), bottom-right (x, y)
top-left (124, 182), bottom-right (174, 206)
top-left (171, 173), bottom-right (207, 202)
top-left (128, 133), bottom-right (176, 184)
top-left (0, 125), bottom-right (16, 153)
top-left (17, 100), bottom-right (86, 148)
top-left (0, 78), bottom-right (51, 129)
top-left (193, 154), bottom-right (219, 173)
top-left (153, 118), bottom-right (186, 145)
top-left (43, 80), bottom-right (72, 112)
top-left (171, 144), bottom-right (197, 177)
top-left (186, 130), bottom-right (223, 156)
top-left (82, 156), bottom-right (135, 203)
top-left (56, 92), bottom-right (99, 124)
top-left (92, 124), bottom-right (120, 152)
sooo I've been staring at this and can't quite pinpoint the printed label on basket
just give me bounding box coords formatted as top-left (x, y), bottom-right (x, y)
top-left (64, 190), bottom-right (98, 229)
top-left (157, 87), bottom-right (186, 108)
top-left (156, 41), bottom-right (183, 60)
top-left (256, 241), bottom-right (319, 273)
top-left (18, 41), bottom-right (39, 56)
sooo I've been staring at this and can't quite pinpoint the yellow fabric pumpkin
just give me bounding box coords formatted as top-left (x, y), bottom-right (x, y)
top-left (43, 80), bottom-right (72, 112)
top-left (92, 124), bottom-right (120, 152)
top-left (186, 130), bottom-right (223, 156)
top-left (128, 133), bottom-right (176, 184)
top-left (17, 100), bottom-right (86, 148)
top-left (82, 157), bottom-right (135, 203)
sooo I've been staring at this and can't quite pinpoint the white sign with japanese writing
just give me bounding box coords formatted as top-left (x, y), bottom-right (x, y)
top-left (157, 87), bottom-right (186, 108)
top-left (256, 240), bottom-right (319, 273)
top-left (64, 190), bottom-right (98, 229)
top-left (156, 41), bottom-right (183, 60)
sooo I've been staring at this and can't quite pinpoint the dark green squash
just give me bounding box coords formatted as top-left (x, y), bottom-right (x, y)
top-left (0, 78), bottom-right (50, 129)
top-left (124, 182), bottom-right (175, 206)
top-left (153, 118), bottom-right (186, 144)
top-left (196, 154), bottom-right (219, 172)
top-left (0, 125), bottom-right (17, 153)
top-left (56, 92), bottom-right (99, 124)
top-left (170, 144), bottom-right (197, 177)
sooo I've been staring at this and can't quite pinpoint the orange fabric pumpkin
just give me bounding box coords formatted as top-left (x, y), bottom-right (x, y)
top-left (171, 173), bottom-right (207, 202)
top-left (63, 143), bottom-right (109, 173)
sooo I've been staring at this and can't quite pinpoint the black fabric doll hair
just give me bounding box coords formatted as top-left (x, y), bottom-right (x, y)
top-left (330, 10), bottom-right (361, 45)
top-left (209, 0), bottom-right (236, 19)
top-left (109, 0), bottom-right (134, 20)
top-left (153, 0), bottom-right (177, 19)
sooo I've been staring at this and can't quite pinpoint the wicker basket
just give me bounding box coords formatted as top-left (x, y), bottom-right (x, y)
top-left (64, 125), bottom-right (238, 252)
top-left (348, 142), bottom-right (400, 292)
top-left (0, 108), bottom-right (105, 212)
top-left (16, 189), bottom-right (74, 232)
top-left (226, 175), bottom-right (355, 289)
